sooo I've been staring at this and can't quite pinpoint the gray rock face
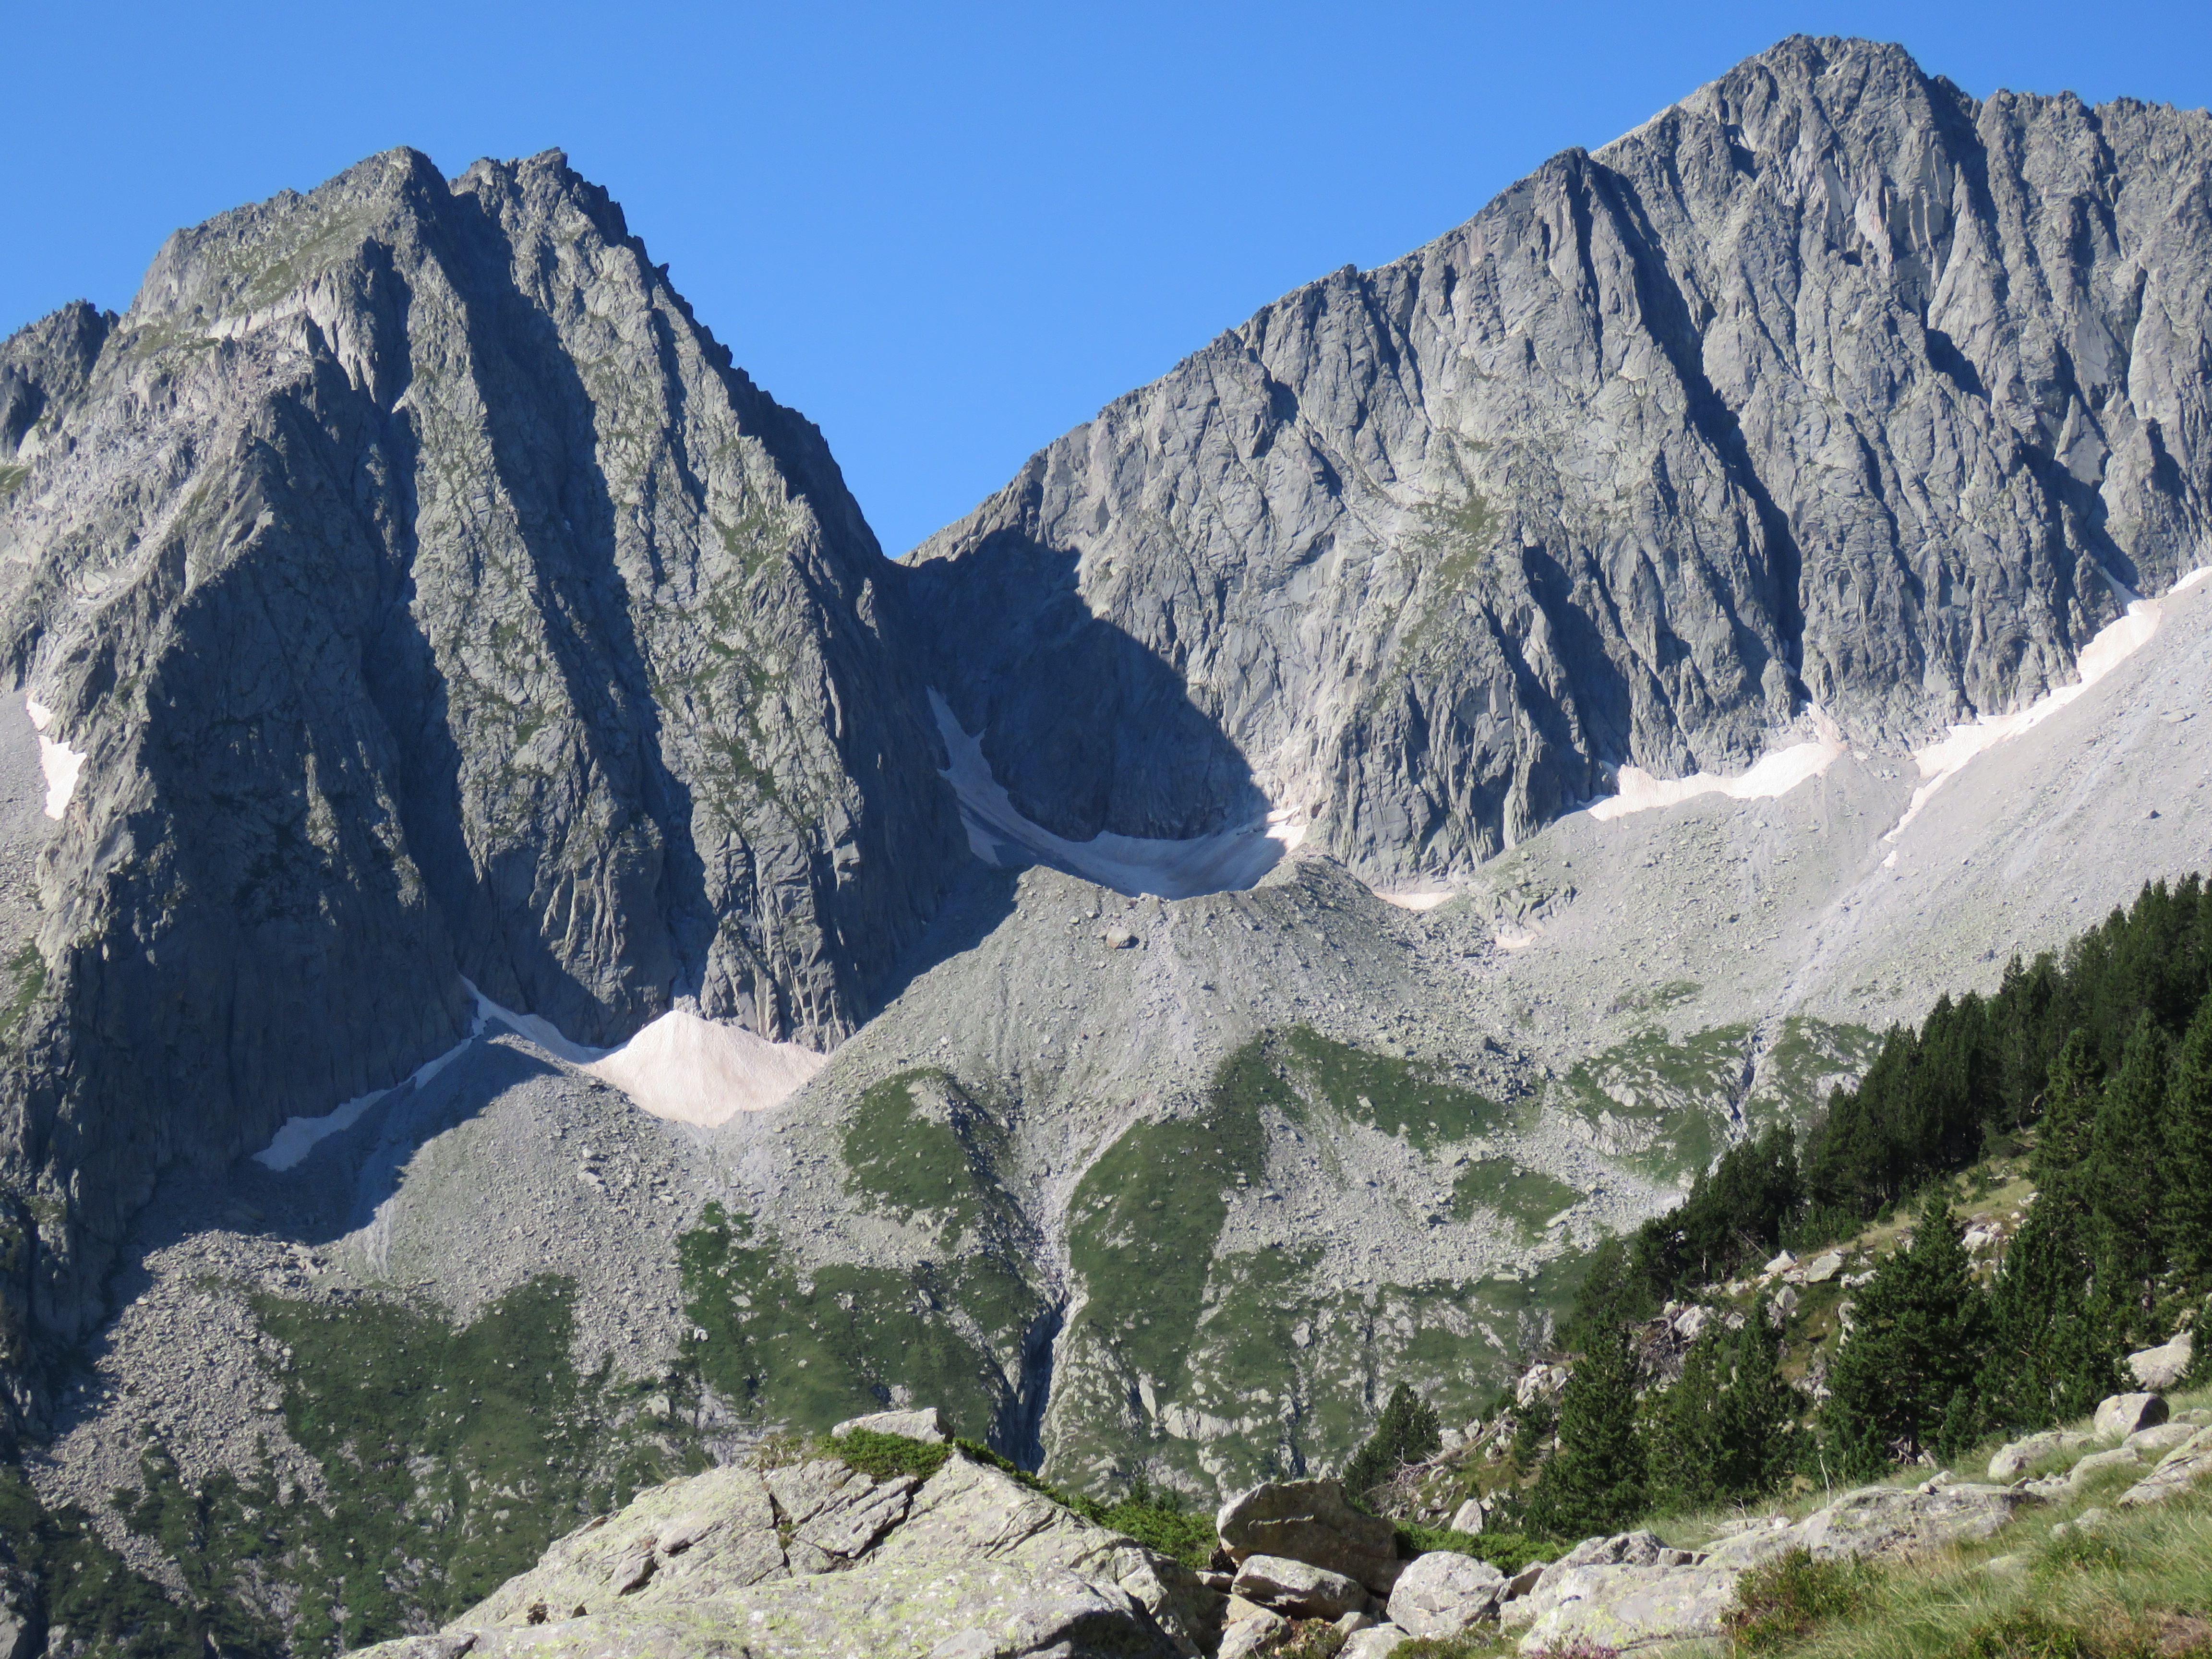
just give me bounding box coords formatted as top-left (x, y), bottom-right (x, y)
top-left (2093, 1392), bottom-right (2168, 1438)
top-left (911, 35), bottom-right (2212, 883)
top-left (385, 1445), bottom-right (1208, 1659)
top-left (1215, 1479), bottom-right (1402, 1594)
top-left (0, 149), bottom-right (965, 1383)
top-left (1384, 1550), bottom-right (1505, 1637)
top-left (2126, 1333), bottom-right (2193, 1391)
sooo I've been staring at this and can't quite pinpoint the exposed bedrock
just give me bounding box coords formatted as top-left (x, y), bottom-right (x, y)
top-left (910, 35), bottom-right (2212, 882)
top-left (0, 148), bottom-right (966, 1380)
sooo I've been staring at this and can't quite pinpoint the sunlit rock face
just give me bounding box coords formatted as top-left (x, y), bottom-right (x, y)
top-left (910, 35), bottom-right (2212, 885)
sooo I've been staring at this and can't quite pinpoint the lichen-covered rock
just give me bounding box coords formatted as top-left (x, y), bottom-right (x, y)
top-left (361, 1448), bottom-right (1206, 1659)
top-left (2118, 1426), bottom-right (2212, 1508)
top-left (1988, 1429), bottom-right (2092, 1480)
top-left (1228, 1554), bottom-right (1367, 1619)
top-left (1215, 1479), bottom-right (1401, 1593)
top-left (2127, 1333), bottom-right (2194, 1392)
top-left (1515, 1564), bottom-right (1741, 1654)
top-left (1798, 1481), bottom-right (2026, 1558)
top-left (1385, 1550), bottom-right (1506, 1637)
top-left (2094, 1393), bottom-right (2169, 1439)
top-left (835, 1407), bottom-right (949, 1443)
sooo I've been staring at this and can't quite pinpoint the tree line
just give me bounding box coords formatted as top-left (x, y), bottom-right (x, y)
top-left (1346, 877), bottom-right (2212, 1539)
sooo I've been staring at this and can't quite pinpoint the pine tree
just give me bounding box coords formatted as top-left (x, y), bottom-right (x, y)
top-left (1717, 1301), bottom-right (1802, 1496)
top-left (2165, 995), bottom-right (2212, 1291)
top-left (1342, 1382), bottom-right (1442, 1503)
top-left (2087, 1012), bottom-right (2171, 1335)
top-left (2031, 1031), bottom-right (2101, 1204)
top-left (1976, 1195), bottom-right (2120, 1433)
top-left (1526, 1322), bottom-right (1647, 1538)
top-left (1647, 1325), bottom-right (1727, 1512)
top-left (1821, 1202), bottom-right (1986, 1477)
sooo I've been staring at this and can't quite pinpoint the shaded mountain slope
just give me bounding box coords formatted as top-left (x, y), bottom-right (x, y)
top-left (0, 149), bottom-right (966, 1389)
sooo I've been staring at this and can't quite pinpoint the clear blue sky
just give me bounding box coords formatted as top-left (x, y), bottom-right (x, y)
top-left (5, 1), bottom-right (2206, 553)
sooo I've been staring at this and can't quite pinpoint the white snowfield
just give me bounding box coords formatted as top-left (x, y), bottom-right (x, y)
top-left (1588, 709), bottom-right (1847, 823)
top-left (1886, 566), bottom-right (2212, 842)
top-left (929, 689), bottom-right (1305, 900)
top-left (254, 982), bottom-right (825, 1168)
top-left (24, 698), bottom-right (84, 820)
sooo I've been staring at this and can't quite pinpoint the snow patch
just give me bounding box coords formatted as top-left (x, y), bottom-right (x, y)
top-left (582, 1008), bottom-right (827, 1127)
top-left (26, 698), bottom-right (83, 819)
top-left (465, 981), bottom-right (824, 1125)
top-left (253, 1032), bottom-right (475, 1171)
top-left (1587, 712), bottom-right (1846, 823)
top-left (1885, 568), bottom-right (2210, 843)
top-left (928, 689), bottom-right (1304, 899)
top-left (1373, 888), bottom-right (1454, 912)
top-left (254, 980), bottom-right (825, 1169)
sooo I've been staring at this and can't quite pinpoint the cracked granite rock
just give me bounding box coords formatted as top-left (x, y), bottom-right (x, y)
top-left (0, 148), bottom-right (965, 1396)
top-left (910, 35), bottom-right (2212, 880)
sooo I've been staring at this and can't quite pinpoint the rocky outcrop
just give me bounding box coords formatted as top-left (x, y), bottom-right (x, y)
top-left (0, 149), bottom-right (966, 1386)
top-left (911, 36), bottom-right (2212, 882)
top-left (2127, 1332), bottom-right (2194, 1391)
top-left (358, 1443), bottom-right (1213, 1659)
top-left (1215, 1479), bottom-right (1402, 1594)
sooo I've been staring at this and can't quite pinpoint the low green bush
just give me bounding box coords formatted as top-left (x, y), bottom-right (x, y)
top-left (1724, 1549), bottom-right (1880, 1653)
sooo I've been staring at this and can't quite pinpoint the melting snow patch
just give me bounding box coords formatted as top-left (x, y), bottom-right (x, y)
top-left (1587, 712), bottom-right (1845, 823)
top-left (255, 980), bottom-right (825, 1169)
top-left (25, 698), bottom-right (84, 819)
top-left (582, 1009), bottom-right (826, 1127)
top-left (928, 689), bottom-right (1304, 899)
top-left (253, 1032), bottom-right (475, 1171)
top-left (466, 981), bottom-right (824, 1125)
top-left (1373, 887), bottom-right (1454, 912)
top-left (1885, 567), bottom-right (2210, 843)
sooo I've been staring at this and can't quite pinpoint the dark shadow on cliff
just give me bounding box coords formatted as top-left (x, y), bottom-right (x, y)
top-left (901, 531), bottom-right (1269, 846)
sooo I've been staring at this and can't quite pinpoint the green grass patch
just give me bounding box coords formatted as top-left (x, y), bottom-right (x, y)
top-left (1554, 1023), bottom-right (1754, 1183)
top-left (1, 940), bottom-right (45, 1041)
top-left (0, 1464), bottom-right (221, 1659)
top-left (1395, 1520), bottom-right (1562, 1575)
top-left (678, 1202), bottom-right (1044, 1447)
top-left (1450, 1157), bottom-right (1581, 1236)
top-left (1280, 1027), bottom-right (1505, 1151)
top-left (1725, 1549), bottom-right (1881, 1652)
top-left (839, 1069), bottom-right (1010, 1237)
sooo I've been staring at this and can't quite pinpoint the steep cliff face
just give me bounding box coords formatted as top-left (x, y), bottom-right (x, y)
top-left (0, 149), bottom-right (965, 1370)
top-left (910, 36), bottom-right (2212, 881)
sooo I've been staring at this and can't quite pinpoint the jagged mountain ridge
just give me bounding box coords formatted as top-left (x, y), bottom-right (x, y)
top-left (912, 35), bottom-right (2212, 880)
top-left (2, 35), bottom-right (2212, 1649)
top-left (0, 148), bottom-right (966, 1373)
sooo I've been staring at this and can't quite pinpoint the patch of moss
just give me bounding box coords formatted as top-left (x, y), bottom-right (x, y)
top-left (0, 463), bottom-right (29, 496)
top-left (1, 939), bottom-right (46, 1040)
top-left (1280, 1027), bottom-right (1506, 1151)
top-left (840, 1070), bottom-right (1010, 1237)
top-left (678, 1203), bottom-right (1044, 1450)
top-left (1449, 1157), bottom-right (1579, 1235)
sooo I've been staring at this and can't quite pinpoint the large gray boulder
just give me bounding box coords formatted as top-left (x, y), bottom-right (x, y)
top-left (1386, 1550), bottom-right (1506, 1637)
top-left (2118, 1426), bottom-right (2212, 1508)
top-left (1215, 1479), bottom-right (1402, 1594)
top-left (1515, 1564), bottom-right (1741, 1654)
top-left (2094, 1393), bottom-right (2169, 1439)
top-left (2127, 1333), bottom-right (2194, 1392)
top-left (1228, 1554), bottom-right (1367, 1620)
top-left (1988, 1429), bottom-right (2092, 1480)
top-left (1798, 1481), bottom-right (2026, 1558)
top-left (354, 1447), bottom-right (1212, 1659)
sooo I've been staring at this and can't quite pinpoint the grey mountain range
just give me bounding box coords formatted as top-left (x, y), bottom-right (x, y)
top-left (1, 33), bottom-right (2211, 1648)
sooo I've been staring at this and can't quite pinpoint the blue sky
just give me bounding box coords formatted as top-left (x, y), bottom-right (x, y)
top-left (5, 1), bottom-right (2206, 553)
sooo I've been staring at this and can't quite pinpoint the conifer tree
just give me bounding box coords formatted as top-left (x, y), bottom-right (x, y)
top-left (1976, 1198), bottom-right (2117, 1432)
top-left (2165, 995), bottom-right (2212, 1290)
top-left (2031, 1031), bottom-right (2101, 1205)
top-left (1717, 1301), bottom-right (1802, 1496)
top-left (1342, 1382), bottom-right (1442, 1504)
top-left (1647, 1324), bottom-right (1727, 1512)
top-left (1526, 1322), bottom-right (1646, 1538)
top-left (1821, 1202), bottom-right (1986, 1477)
top-left (2087, 1012), bottom-right (2171, 1334)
